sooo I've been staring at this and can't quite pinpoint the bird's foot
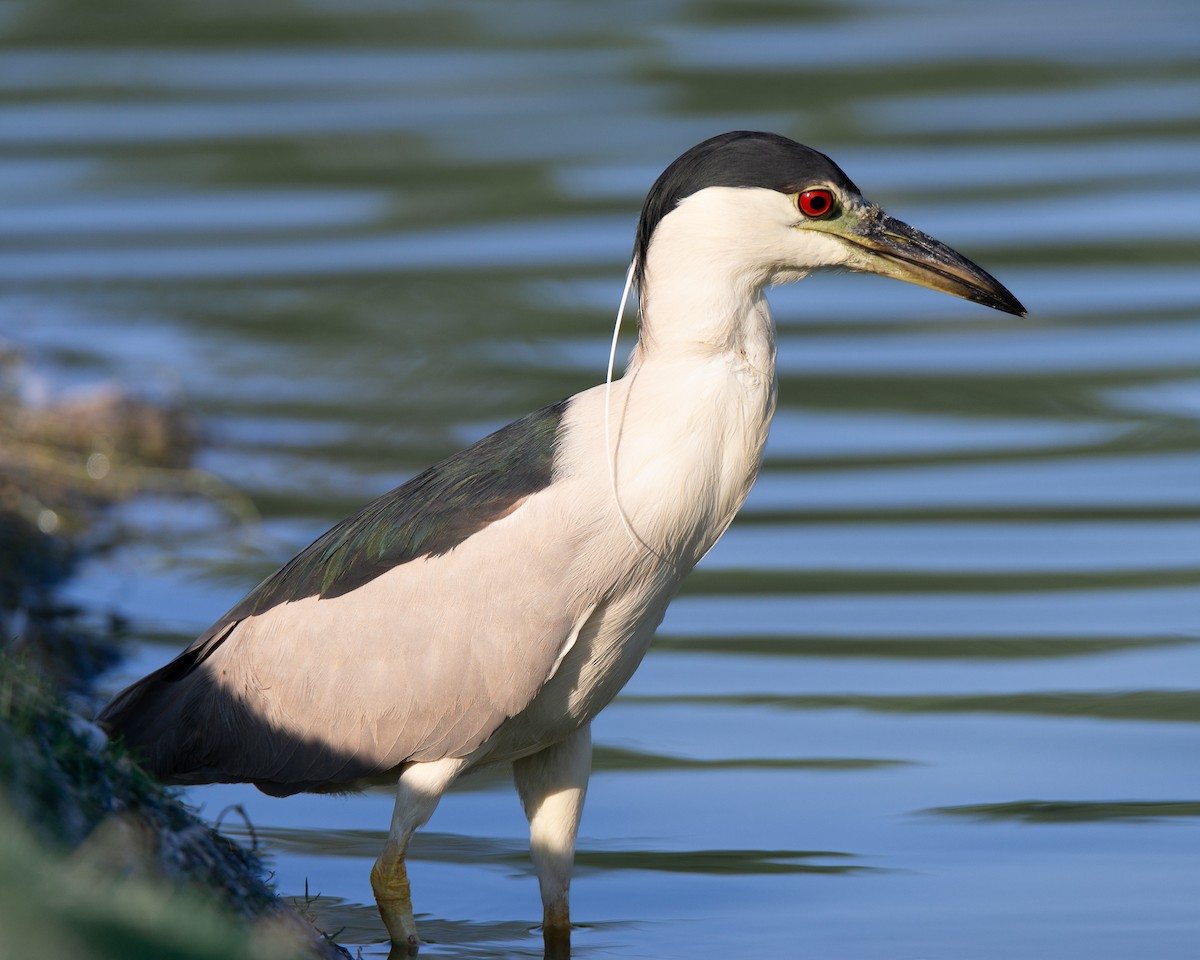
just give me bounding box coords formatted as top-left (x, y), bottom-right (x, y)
top-left (386, 942), bottom-right (419, 960)
top-left (371, 855), bottom-right (421, 955)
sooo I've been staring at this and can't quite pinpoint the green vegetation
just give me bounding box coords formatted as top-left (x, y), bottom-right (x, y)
top-left (0, 347), bottom-right (344, 959)
top-left (0, 657), bottom-right (337, 960)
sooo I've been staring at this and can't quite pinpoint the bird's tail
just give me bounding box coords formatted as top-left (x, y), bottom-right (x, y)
top-left (98, 621), bottom-right (384, 796)
top-left (97, 621), bottom-right (239, 784)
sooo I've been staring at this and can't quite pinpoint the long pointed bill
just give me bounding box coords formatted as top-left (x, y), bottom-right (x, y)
top-left (838, 208), bottom-right (1026, 317)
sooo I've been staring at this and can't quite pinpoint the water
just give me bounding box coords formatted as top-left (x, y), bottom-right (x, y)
top-left (3, 1), bottom-right (1199, 957)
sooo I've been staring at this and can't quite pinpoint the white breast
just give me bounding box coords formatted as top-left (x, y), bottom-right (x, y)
top-left (480, 333), bottom-right (777, 763)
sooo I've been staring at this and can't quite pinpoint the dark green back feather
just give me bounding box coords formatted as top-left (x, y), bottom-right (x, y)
top-left (228, 397), bottom-right (570, 620)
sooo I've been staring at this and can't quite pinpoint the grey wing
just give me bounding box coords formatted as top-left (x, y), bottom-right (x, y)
top-left (99, 486), bottom-right (591, 795)
top-left (97, 398), bottom-right (592, 794)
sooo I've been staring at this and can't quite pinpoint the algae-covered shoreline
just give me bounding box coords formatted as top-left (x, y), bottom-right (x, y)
top-left (0, 345), bottom-right (348, 960)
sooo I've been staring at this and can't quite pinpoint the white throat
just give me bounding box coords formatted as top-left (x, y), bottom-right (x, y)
top-left (593, 189), bottom-right (790, 568)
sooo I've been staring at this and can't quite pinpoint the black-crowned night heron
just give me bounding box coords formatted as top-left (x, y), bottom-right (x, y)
top-left (100, 131), bottom-right (1024, 957)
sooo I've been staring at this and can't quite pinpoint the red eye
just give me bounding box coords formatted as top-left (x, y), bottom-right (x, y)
top-left (798, 189), bottom-right (835, 218)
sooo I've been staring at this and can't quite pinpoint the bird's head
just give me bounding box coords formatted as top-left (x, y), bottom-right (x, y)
top-left (634, 131), bottom-right (1025, 319)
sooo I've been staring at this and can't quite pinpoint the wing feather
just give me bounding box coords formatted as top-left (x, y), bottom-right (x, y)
top-left (98, 398), bottom-right (586, 793)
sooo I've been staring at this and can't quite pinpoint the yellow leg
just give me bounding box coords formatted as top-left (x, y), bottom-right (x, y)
top-left (371, 843), bottom-right (420, 955)
top-left (371, 758), bottom-right (469, 955)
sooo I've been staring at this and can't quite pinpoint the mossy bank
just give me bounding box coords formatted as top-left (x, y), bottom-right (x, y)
top-left (0, 348), bottom-right (347, 960)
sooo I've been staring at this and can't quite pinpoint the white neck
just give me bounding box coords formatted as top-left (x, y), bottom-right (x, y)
top-left (634, 265), bottom-right (776, 376)
top-left (630, 186), bottom-right (804, 375)
top-left (586, 190), bottom-right (793, 568)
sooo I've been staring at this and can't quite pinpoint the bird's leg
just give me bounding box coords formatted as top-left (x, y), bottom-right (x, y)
top-left (513, 723), bottom-right (592, 960)
top-left (372, 840), bottom-right (418, 955)
top-left (372, 757), bottom-right (468, 956)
